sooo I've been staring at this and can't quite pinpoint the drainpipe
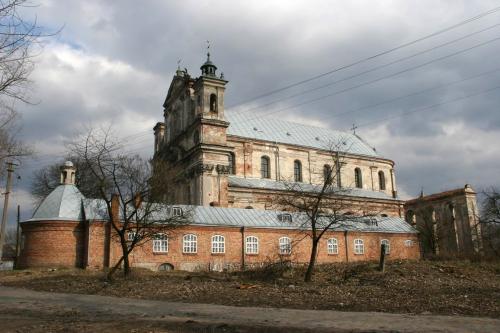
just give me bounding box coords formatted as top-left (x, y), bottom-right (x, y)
top-left (344, 231), bottom-right (349, 263)
top-left (307, 151), bottom-right (312, 184)
top-left (240, 226), bottom-right (246, 270)
top-left (274, 142), bottom-right (280, 181)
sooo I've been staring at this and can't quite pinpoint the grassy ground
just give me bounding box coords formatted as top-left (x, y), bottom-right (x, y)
top-left (1, 260), bottom-right (499, 318)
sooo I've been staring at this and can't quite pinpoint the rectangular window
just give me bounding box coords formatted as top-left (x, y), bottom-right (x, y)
top-left (327, 238), bottom-right (338, 254)
top-left (404, 240), bottom-right (413, 247)
top-left (279, 237), bottom-right (291, 255)
top-left (153, 234), bottom-right (168, 253)
top-left (183, 234), bottom-right (197, 253)
top-left (245, 236), bottom-right (259, 254)
top-left (127, 231), bottom-right (136, 242)
top-left (211, 235), bottom-right (225, 254)
top-left (172, 207), bottom-right (182, 217)
top-left (354, 239), bottom-right (364, 255)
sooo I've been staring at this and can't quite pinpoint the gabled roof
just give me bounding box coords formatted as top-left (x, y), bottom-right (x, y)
top-left (30, 185), bottom-right (84, 221)
top-left (226, 112), bottom-right (379, 157)
top-left (228, 176), bottom-right (398, 201)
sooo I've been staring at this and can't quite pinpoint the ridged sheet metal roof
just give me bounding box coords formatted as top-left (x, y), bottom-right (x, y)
top-left (226, 112), bottom-right (379, 157)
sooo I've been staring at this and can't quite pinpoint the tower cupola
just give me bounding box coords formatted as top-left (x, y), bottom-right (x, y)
top-left (60, 160), bottom-right (76, 185)
top-left (200, 52), bottom-right (217, 77)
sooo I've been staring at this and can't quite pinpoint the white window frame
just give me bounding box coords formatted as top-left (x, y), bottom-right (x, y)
top-left (327, 238), bottom-right (338, 254)
top-left (404, 239), bottom-right (413, 247)
top-left (278, 237), bottom-right (292, 255)
top-left (381, 239), bottom-right (390, 254)
top-left (354, 239), bottom-right (364, 255)
top-left (172, 207), bottom-right (183, 217)
top-left (245, 236), bottom-right (259, 254)
top-left (211, 235), bottom-right (225, 254)
top-left (153, 234), bottom-right (168, 253)
top-left (183, 234), bottom-right (197, 254)
top-left (278, 213), bottom-right (292, 223)
top-left (127, 231), bottom-right (136, 242)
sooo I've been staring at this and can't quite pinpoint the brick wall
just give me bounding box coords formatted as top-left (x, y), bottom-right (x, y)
top-left (19, 221), bottom-right (85, 268)
top-left (19, 219), bottom-right (419, 270)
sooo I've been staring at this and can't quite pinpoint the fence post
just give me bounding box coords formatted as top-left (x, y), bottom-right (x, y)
top-left (379, 243), bottom-right (386, 272)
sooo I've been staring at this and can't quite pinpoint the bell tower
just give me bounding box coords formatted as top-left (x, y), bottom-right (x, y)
top-left (189, 51), bottom-right (232, 206)
top-left (154, 50), bottom-right (233, 207)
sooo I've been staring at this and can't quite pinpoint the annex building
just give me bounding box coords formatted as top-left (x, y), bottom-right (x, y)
top-left (18, 54), bottom-right (482, 271)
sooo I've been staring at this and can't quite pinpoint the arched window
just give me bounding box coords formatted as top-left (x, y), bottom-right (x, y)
top-left (378, 171), bottom-right (386, 190)
top-left (323, 165), bottom-right (332, 184)
top-left (406, 210), bottom-right (416, 225)
top-left (327, 238), bottom-right (338, 254)
top-left (278, 237), bottom-right (292, 255)
top-left (354, 239), bottom-right (364, 254)
top-left (261, 156), bottom-right (270, 178)
top-left (153, 234), bottom-right (168, 253)
top-left (211, 235), bottom-right (225, 254)
top-left (228, 153), bottom-right (235, 175)
top-left (381, 239), bottom-right (390, 254)
top-left (245, 236), bottom-right (259, 254)
top-left (354, 168), bottom-right (362, 188)
top-left (182, 234), bottom-right (197, 253)
top-left (294, 160), bottom-right (302, 182)
top-left (210, 94), bottom-right (217, 112)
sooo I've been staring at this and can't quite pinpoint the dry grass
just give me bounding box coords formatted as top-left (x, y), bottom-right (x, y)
top-left (1, 260), bottom-right (499, 318)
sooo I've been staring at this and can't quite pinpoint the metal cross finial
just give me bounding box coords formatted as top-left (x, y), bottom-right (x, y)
top-left (206, 40), bottom-right (210, 50)
top-left (351, 123), bottom-right (358, 134)
top-left (177, 59), bottom-right (182, 69)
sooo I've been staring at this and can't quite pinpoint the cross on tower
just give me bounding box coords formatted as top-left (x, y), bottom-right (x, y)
top-left (351, 123), bottom-right (358, 134)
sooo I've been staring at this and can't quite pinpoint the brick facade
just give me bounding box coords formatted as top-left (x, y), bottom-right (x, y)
top-left (20, 221), bottom-right (420, 270)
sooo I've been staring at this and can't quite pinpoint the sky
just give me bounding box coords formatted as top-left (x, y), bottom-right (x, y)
top-left (4, 0), bottom-right (500, 224)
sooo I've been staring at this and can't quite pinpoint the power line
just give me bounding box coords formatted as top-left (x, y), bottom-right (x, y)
top-left (285, 66), bottom-right (500, 130)
top-left (237, 35), bottom-right (500, 122)
top-left (356, 84), bottom-right (500, 129)
top-left (227, 5), bottom-right (500, 108)
top-left (240, 22), bottom-right (500, 114)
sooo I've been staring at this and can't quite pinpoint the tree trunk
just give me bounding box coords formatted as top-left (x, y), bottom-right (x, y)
top-left (120, 239), bottom-right (131, 277)
top-left (106, 256), bottom-right (124, 281)
top-left (304, 238), bottom-right (319, 282)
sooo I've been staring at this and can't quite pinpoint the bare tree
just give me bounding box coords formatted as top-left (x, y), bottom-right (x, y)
top-left (0, 1), bottom-right (55, 168)
top-left (31, 154), bottom-right (105, 205)
top-left (274, 141), bottom-right (378, 282)
top-left (480, 188), bottom-right (500, 257)
top-left (71, 127), bottom-right (188, 279)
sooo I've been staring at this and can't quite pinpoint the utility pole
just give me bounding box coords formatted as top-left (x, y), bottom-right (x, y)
top-left (0, 161), bottom-right (16, 261)
top-left (14, 205), bottom-right (20, 268)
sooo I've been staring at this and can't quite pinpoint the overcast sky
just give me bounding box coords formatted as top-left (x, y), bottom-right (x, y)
top-left (6, 0), bottom-right (500, 223)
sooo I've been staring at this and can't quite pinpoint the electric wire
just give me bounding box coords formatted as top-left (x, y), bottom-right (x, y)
top-left (227, 5), bottom-right (500, 108)
top-left (239, 22), bottom-right (500, 114)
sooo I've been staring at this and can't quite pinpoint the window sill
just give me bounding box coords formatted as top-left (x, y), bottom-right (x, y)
top-left (327, 253), bottom-right (339, 256)
top-left (153, 252), bottom-right (168, 255)
top-left (182, 252), bottom-right (198, 255)
top-left (211, 253), bottom-right (225, 256)
top-left (245, 253), bottom-right (259, 256)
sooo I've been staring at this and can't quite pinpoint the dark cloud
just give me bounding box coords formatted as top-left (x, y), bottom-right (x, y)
top-left (4, 0), bottom-right (500, 225)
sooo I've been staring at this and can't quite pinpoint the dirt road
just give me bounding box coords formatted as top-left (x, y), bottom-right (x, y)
top-left (0, 286), bottom-right (499, 332)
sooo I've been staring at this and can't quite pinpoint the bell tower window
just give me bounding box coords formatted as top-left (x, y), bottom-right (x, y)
top-left (210, 94), bottom-right (217, 112)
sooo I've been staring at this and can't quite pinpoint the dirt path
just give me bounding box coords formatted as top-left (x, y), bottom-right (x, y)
top-left (0, 286), bottom-right (499, 333)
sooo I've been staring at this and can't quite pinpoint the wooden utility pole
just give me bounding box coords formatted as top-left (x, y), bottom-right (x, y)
top-left (0, 162), bottom-right (16, 261)
top-left (14, 205), bottom-right (20, 268)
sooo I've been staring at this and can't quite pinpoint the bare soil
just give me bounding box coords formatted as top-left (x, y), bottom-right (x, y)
top-left (1, 260), bottom-right (499, 318)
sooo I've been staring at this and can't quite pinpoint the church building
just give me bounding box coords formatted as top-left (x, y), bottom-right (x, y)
top-left (18, 53), bottom-right (481, 271)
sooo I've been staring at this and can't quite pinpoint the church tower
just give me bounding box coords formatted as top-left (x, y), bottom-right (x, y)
top-left (154, 51), bottom-right (233, 207)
